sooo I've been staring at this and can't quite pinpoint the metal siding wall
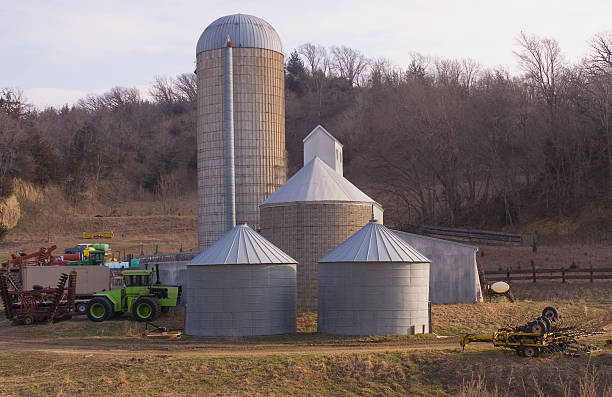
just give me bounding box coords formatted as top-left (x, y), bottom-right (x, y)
top-left (184, 264), bottom-right (296, 336)
top-left (318, 262), bottom-right (430, 335)
top-left (394, 231), bottom-right (480, 304)
top-left (197, 48), bottom-right (286, 250)
top-left (260, 202), bottom-right (372, 312)
top-left (154, 261), bottom-right (189, 305)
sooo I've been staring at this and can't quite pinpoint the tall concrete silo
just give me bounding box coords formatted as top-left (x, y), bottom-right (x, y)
top-left (260, 156), bottom-right (384, 312)
top-left (196, 14), bottom-right (286, 250)
top-left (185, 223), bottom-right (296, 336)
top-left (318, 220), bottom-right (431, 335)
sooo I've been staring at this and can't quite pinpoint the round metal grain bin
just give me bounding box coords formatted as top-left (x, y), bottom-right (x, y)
top-left (318, 221), bottom-right (431, 335)
top-left (196, 14), bottom-right (287, 250)
top-left (185, 223), bottom-right (296, 336)
top-left (260, 157), bottom-right (383, 312)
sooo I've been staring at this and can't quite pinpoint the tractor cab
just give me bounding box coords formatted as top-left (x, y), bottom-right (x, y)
top-left (122, 270), bottom-right (153, 287)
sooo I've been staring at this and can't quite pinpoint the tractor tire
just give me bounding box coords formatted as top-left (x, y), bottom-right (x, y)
top-left (87, 297), bottom-right (113, 322)
top-left (541, 306), bottom-right (559, 322)
top-left (522, 346), bottom-right (539, 358)
top-left (22, 314), bottom-right (34, 326)
top-left (132, 297), bottom-right (160, 322)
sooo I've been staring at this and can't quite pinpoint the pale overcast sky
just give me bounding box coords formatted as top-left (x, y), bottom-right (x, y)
top-left (2, 0), bottom-right (611, 109)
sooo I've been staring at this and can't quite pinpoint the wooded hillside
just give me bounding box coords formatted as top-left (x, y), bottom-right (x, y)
top-left (1, 32), bottom-right (611, 231)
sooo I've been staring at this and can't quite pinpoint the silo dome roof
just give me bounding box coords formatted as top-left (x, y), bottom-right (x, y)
top-left (261, 157), bottom-right (378, 205)
top-left (319, 220), bottom-right (430, 263)
top-left (196, 14), bottom-right (283, 54)
top-left (187, 223), bottom-right (296, 265)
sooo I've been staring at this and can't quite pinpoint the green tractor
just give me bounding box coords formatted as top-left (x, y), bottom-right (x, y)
top-left (86, 269), bottom-right (181, 322)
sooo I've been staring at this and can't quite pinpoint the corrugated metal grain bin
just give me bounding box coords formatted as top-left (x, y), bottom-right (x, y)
top-left (260, 157), bottom-right (383, 312)
top-left (196, 14), bottom-right (286, 250)
top-left (318, 220), bottom-right (431, 335)
top-left (185, 223), bottom-right (297, 336)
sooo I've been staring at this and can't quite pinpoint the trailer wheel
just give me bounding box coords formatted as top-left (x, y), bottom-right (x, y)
top-left (542, 307), bottom-right (559, 322)
top-left (87, 297), bottom-right (113, 322)
top-left (22, 315), bottom-right (34, 326)
top-left (132, 297), bottom-right (160, 322)
top-left (522, 346), bottom-right (539, 358)
top-left (75, 302), bottom-right (88, 313)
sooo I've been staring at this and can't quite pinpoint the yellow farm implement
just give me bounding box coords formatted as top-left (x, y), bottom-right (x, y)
top-left (460, 307), bottom-right (603, 357)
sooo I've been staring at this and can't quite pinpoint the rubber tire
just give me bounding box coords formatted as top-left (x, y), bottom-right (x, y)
top-left (522, 346), bottom-right (539, 357)
top-left (542, 306), bottom-right (559, 322)
top-left (529, 320), bottom-right (547, 334)
top-left (86, 297), bottom-right (113, 322)
top-left (75, 302), bottom-right (88, 313)
top-left (132, 297), bottom-right (160, 322)
top-left (516, 348), bottom-right (525, 357)
top-left (22, 314), bottom-right (34, 325)
top-left (539, 316), bottom-right (552, 332)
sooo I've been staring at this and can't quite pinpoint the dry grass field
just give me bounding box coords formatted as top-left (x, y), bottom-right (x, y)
top-left (0, 296), bottom-right (610, 396)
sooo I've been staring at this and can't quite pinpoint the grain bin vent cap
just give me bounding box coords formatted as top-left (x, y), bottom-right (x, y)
top-left (196, 14), bottom-right (283, 54)
top-left (319, 220), bottom-right (430, 263)
top-left (187, 223), bottom-right (296, 265)
top-left (261, 157), bottom-right (378, 205)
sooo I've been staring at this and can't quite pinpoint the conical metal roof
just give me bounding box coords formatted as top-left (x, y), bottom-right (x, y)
top-left (319, 220), bottom-right (430, 263)
top-left (196, 14), bottom-right (283, 54)
top-left (261, 157), bottom-right (376, 205)
top-left (187, 223), bottom-right (296, 265)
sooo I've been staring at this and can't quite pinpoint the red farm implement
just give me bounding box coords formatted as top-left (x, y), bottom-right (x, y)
top-left (0, 271), bottom-right (77, 325)
top-left (0, 245), bottom-right (69, 272)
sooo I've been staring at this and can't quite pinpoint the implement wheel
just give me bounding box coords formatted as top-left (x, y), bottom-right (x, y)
top-left (75, 302), bottom-right (88, 313)
top-left (542, 307), bottom-right (559, 322)
top-left (22, 314), bottom-right (34, 326)
top-left (539, 316), bottom-right (552, 332)
top-left (522, 346), bottom-right (539, 358)
top-left (87, 297), bottom-right (113, 322)
top-left (528, 320), bottom-right (547, 334)
top-left (132, 297), bottom-right (160, 322)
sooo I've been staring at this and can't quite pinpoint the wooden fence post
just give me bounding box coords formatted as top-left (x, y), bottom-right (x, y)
top-left (590, 263), bottom-right (593, 283)
top-left (531, 260), bottom-right (536, 283)
top-left (561, 267), bottom-right (566, 283)
top-left (506, 268), bottom-right (511, 283)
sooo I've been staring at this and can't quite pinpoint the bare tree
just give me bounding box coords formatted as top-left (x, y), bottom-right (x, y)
top-left (461, 58), bottom-right (481, 93)
top-left (586, 31), bottom-right (612, 195)
top-left (330, 45), bottom-right (369, 86)
top-left (150, 76), bottom-right (178, 105)
top-left (298, 43), bottom-right (328, 75)
top-left (434, 59), bottom-right (462, 87)
top-left (369, 58), bottom-right (401, 87)
top-left (175, 73), bottom-right (197, 104)
top-left (514, 32), bottom-right (565, 123)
